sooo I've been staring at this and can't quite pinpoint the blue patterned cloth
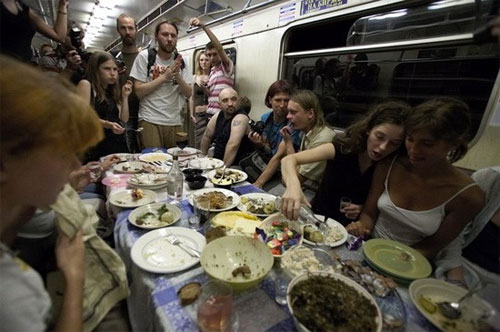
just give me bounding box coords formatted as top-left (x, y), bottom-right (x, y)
top-left (113, 184), bottom-right (436, 332)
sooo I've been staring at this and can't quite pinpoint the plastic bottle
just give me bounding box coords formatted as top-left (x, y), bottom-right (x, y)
top-left (167, 154), bottom-right (183, 200)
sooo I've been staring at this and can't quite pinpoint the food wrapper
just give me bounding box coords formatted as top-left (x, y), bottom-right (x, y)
top-left (346, 235), bottom-right (362, 250)
top-left (267, 238), bottom-right (281, 249)
top-left (254, 227), bottom-right (267, 242)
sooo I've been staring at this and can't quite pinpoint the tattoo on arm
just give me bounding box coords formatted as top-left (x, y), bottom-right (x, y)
top-left (232, 120), bottom-right (242, 127)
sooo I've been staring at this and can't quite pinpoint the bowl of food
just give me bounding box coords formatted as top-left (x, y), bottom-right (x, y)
top-left (255, 213), bottom-right (303, 258)
top-left (183, 168), bottom-right (203, 178)
top-left (186, 175), bottom-right (207, 190)
top-left (287, 272), bottom-right (383, 332)
top-left (200, 235), bottom-right (274, 292)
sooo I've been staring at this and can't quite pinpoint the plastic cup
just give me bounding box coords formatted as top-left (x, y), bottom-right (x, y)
top-left (339, 196), bottom-right (351, 212)
top-left (87, 162), bottom-right (102, 182)
top-left (197, 280), bottom-right (233, 332)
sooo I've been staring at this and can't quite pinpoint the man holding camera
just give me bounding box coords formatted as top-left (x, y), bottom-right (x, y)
top-left (200, 88), bottom-right (252, 166)
top-left (130, 20), bottom-right (193, 149)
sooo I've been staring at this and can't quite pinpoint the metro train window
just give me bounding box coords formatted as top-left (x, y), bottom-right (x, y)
top-left (282, 0), bottom-right (499, 140)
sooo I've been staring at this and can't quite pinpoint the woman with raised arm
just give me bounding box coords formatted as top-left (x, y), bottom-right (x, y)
top-left (346, 97), bottom-right (485, 259)
top-left (0, 55), bottom-right (102, 332)
top-left (189, 51), bottom-right (211, 148)
top-left (0, 0), bottom-right (69, 62)
top-left (281, 101), bottom-right (409, 224)
top-left (77, 51), bottom-right (132, 161)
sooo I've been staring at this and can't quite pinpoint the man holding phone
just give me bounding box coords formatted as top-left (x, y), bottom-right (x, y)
top-left (130, 20), bottom-right (193, 149)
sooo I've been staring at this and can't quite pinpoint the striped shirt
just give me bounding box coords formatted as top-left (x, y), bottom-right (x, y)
top-left (207, 61), bottom-right (234, 115)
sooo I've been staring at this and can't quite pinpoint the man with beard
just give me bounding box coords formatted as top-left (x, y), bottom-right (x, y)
top-left (114, 14), bottom-right (141, 152)
top-left (200, 88), bottom-right (252, 166)
top-left (130, 20), bottom-right (193, 149)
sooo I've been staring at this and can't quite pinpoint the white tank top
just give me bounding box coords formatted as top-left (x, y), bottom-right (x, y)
top-left (373, 157), bottom-right (477, 245)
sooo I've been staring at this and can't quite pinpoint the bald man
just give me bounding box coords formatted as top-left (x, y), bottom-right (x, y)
top-left (200, 88), bottom-right (252, 166)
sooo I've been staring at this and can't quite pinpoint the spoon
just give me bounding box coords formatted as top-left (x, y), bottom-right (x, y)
top-left (127, 127), bottom-right (144, 132)
top-left (438, 283), bottom-right (484, 319)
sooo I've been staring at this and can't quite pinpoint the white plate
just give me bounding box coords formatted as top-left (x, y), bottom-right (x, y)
top-left (100, 153), bottom-right (134, 163)
top-left (237, 193), bottom-right (277, 217)
top-left (188, 157), bottom-right (224, 171)
top-left (128, 173), bottom-right (169, 190)
top-left (128, 202), bottom-right (182, 229)
top-left (109, 189), bottom-right (157, 208)
top-left (167, 147), bottom-right (199, 157)
top-left (206, 168), bottom-right (248, 185)
top-left (113, 161), bottom-right (148, 174)
top-left (139, 152), bottom-right (172, 163)
top-left (189, 188), bottom-right (240, 212)
top-left (302, 215), bottom-right (349, 247)
top-left (131, 227), bottom-right (206, 273)
top-left (409, 278), bottom-right (496, 332)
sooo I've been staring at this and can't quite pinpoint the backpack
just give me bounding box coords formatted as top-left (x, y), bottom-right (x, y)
top-left (146, 48), bottom-right (185, 78)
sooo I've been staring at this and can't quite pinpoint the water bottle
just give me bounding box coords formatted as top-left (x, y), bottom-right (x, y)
top-left (167, 154), bottom-right (184, 200)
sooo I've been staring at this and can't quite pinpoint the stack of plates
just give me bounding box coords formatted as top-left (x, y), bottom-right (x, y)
top-left (362, 238), bottom-right (432, 284)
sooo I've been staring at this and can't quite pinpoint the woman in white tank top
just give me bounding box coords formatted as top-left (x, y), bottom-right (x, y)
top-left (347, 97), bottom-right (485, 259)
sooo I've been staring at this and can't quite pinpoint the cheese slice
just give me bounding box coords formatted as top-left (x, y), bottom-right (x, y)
top-left (211, 211), bottom-right (260, 236)
top-left (232, 218), bottom-right (261, 236)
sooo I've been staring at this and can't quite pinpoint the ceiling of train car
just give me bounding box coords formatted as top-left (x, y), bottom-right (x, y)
top-left (26, 0), bottom-right (276, 51)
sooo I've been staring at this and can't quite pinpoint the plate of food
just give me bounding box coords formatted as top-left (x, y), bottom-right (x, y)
top-left (281, 246), bottom-right (337, 278)
top-left (128, 173), bottom-right (169, 189)
top-left (302, 215), bottom-right (349, 247)
top-left (166, 147), bottom-right (199, 157)
top-left (210, 211), bottom-right (262, 237)
top-left (139, 152), bottom-right (172, 164)
top-left (237, 193), bottom-right (277, 217)
top-left (101, 174), bottom-right (131, 188)
top-left (409, 278), bottom-right (496, 332)
top-left (189, 188), bottom-right (240, 212)
top-left (188, 157), bottom-right (224, 171)
top-left (207, 168), bottom-right (248, 186)
top-left (287, 272), bottom-right (383, 332)
top-left (128, 202), bottom-right (182, 229)
top-left (113, 161), bottom-right (147, 174)
top-left (109, 188), bottom-right (157, 208)
top-left (131, 227), bottom-right (206, 273)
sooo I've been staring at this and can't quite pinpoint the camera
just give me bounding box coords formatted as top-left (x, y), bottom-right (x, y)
top-left (70, 25), bottom-right (83, 50)
top-left (249, 119), bottom-right (265, 135)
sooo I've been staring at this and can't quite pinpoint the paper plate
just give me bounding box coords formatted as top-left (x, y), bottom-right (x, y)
top-left (101, 174), bottom-right (131, 188)
top-left (128, 202), bottom-right (182, 229)
top-left (128, 173), bottom-right (169, 190)
top-left (109, 189), bottom-right (157, 208)
top-left (131, 227), bottom-right (206, 273)
top-left (363, 239), bottom-right (432, 280)
top-left (409, 278), bottom-right (496, 332)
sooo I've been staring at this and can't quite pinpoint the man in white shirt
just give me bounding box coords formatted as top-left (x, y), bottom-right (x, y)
top-left (130, 20), bottom-right (193, 149)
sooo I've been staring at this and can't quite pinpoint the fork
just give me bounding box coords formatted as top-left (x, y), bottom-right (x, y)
top-left (165, 232), bottom-right (200, 258)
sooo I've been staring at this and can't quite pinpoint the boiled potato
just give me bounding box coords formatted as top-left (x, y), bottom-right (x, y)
top-left (263, 201), bottom-right (275, 214)
top-left (161, 211), bottom-right (173, 224)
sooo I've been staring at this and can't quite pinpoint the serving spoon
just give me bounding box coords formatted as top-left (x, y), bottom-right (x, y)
top-left (438, 283), bottom-right (484, 319)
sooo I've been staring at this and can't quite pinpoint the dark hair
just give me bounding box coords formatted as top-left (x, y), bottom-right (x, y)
top-left (408, 97), bottom-right (471, 163)
top-left (155, 20), bottom-right (178, 36)
top-left (338, 100), bottom-right (410, 154)
top-left (264, 80), bottom-right (294, 108)
top-left (239, 96), bottom-right (252, 114)
top-left (86, 51), bottom-right (121, 105)
top-left (205, 41), bottom-right (215, 50)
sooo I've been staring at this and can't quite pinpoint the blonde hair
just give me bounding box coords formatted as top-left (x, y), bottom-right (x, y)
top-left (195, 51), bottom-right (210, 76)
top-left (290, 89), bottom-right (326, 129)
top-left (0, 55), bottom-right (103, 157)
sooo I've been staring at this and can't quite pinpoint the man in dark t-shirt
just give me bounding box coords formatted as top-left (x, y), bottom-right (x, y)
top-left (200, 88), bottom-right (252, 166)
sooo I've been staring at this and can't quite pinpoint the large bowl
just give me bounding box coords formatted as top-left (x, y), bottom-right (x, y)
top-left (259, 213), bottom-right (303, 258)
top-left (200, 236), bottom-right (274, 292)
top-left (186, 175), bottom-right (207, 190)
top-left (287, 272), bottom-right (383, 332)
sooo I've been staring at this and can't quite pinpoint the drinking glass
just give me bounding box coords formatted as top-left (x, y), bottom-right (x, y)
top-left (194, 196), bottom-right (211, 225)
top-left (87, 161), bottom-right (102, 182)
top-left (197, 280), bottom-right (233, 332)
top-left (176, 131), bottom-right (189, 150)
top-left (339, 196), bottom-right (351, 212)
